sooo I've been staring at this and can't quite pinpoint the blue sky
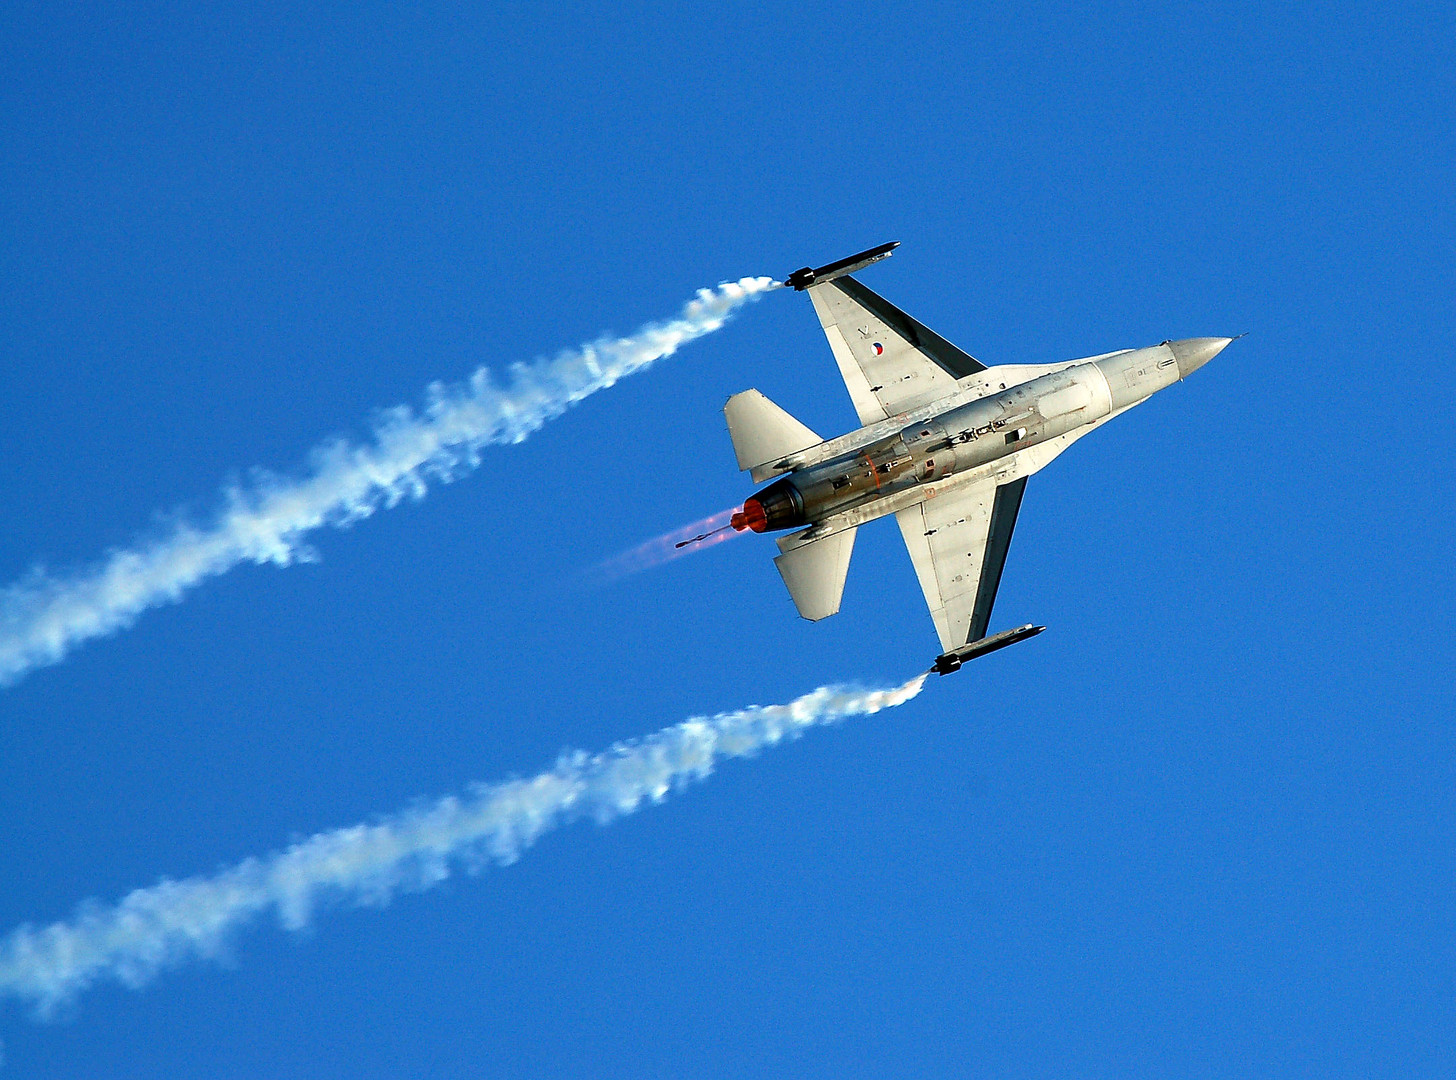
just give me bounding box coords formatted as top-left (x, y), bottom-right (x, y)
top-left (2, 1), bottom-right (1453, 1075)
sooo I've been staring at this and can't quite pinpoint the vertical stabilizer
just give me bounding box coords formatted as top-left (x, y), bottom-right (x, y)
top-left (772, 528), bottom-right (857, 621)
top-left (724, 390), bottom-right (822, 484)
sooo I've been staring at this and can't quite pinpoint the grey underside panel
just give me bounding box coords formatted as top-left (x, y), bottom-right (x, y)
top-left (969, 476), bottom-right (1026, 643)
top-left (833, 277), bottom-right (987, 379)
top-left (895, 476), bottom-right (1027, 651)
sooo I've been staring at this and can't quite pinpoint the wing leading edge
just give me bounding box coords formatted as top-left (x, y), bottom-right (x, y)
top-left (894, 477), bottom-right (1027, 652)
top-left (808, 275), bottom-right (987, 426)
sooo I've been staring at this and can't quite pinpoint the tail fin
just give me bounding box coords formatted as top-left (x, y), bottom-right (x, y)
top-left (772, 528), bottom-right (857, 621)
top-left (724, 390), bottom-right (822, 483)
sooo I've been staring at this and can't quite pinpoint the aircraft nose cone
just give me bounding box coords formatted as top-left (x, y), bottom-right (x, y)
top-left (1166, 337), bottom-right (1234, 379)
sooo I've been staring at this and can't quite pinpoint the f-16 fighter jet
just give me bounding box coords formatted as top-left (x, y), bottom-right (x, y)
top-left (719, 243), bottom-right (1232, 674)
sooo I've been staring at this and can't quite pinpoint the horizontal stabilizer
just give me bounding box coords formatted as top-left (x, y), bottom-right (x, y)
top-left (773, 528), bottom-right (857, 621)
top-left (724, 389), bottom-right (822, 483)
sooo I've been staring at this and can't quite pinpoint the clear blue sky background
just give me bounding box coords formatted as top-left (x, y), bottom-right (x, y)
top-left (3, 2), bottom-right (1453, 1076)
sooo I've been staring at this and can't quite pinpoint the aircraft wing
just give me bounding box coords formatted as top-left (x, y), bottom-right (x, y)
top-left (808, 276), bottom-right (987, 426)
top-left (894, 477), bottom-right (1027, 652)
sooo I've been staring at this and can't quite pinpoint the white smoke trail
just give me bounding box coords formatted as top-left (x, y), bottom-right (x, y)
top-left (0, 673), bottom-right (927, 1018)
top-left (0, 277), bottom-right (777, 687)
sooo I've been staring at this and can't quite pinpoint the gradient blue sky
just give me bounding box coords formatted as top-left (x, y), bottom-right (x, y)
top-left (3, 2), bottom-right (1454, 1076)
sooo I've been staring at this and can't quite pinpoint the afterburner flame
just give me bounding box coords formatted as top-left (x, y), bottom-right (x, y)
top-left (593, 507), bottom-right (743, 582)
top-left (730, 498), bottom-right (768, 533)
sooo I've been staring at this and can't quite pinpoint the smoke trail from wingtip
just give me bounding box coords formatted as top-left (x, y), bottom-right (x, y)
top-left (0, 277), bottom-right (777, 688)
top-left (0, 672), bottom-right (926, 1018)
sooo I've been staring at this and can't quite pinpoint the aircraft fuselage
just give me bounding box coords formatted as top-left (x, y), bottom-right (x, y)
top-left (732, 337), bottom-right (1230, 537)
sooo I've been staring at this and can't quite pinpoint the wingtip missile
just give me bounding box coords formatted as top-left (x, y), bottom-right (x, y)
top-left (785, 241), bottom-right (899, 291)
top-left (933, 623), bottom-right (1045, 675)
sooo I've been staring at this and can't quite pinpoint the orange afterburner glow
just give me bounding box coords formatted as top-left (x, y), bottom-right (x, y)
top-left (731, 498), bottom-right (768, 533)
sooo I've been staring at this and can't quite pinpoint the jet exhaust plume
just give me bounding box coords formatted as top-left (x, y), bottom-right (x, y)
top-left (0, 277), bottom-right (776, 688)
top-left (674, 520), bottom-right (738, 549)
top-left (595, 506), bottom-right (743, 581)
top-left (0, 673), bottom-right (926, 1017)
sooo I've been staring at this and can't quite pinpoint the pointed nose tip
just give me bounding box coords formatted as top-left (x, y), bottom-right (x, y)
top-left (1166, 337), bottom-right (1234, 379)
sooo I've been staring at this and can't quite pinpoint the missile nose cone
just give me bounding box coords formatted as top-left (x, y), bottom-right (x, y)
top-left (1166, 337), bottom-right (1235, 379)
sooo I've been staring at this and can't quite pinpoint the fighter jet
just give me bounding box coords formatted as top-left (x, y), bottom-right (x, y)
top-left (717, 242), bottom-right (1233, 674)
